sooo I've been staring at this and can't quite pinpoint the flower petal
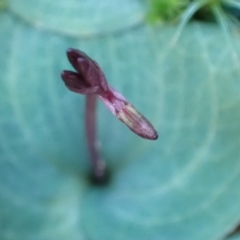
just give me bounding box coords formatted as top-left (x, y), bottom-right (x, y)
top-left (67, 48), bottom-right (88, 73)
top-left (117, 102), bottom-right (158, 140)
top-left (61, 70), bottom-right (90, 90)
top-left (76, 58), bottom-right (108, 92)
top-left (99, 91), bottom-right (158, 140)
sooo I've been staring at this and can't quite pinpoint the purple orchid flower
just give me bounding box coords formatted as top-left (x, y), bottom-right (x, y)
top-left (61, 49), bottom-right (158, 183)
top-left (62, 48), bottom-right (158, 140)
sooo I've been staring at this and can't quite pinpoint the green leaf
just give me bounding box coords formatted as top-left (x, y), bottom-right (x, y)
top-left (8, 0), bottom-right (146, 36)
top-left (1, 1), bottom-right (240, 239)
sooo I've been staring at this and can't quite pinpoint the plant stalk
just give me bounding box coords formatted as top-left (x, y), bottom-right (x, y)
top-left (85, 94), bottom-right (106, 181)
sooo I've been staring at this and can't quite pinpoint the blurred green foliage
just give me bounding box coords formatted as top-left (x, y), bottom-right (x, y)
top-left (147, 0), bottom-right (188, 22)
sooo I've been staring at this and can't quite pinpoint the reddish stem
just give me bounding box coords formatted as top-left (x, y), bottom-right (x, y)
top-left (85, 94), bottom-right (107, 181)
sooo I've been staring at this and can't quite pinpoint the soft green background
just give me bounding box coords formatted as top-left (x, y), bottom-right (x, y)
top-left (1, 0), bottom-right (240, 239)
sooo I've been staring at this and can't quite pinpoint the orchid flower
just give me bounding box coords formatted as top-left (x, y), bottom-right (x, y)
top-left (61, 49), bottom-right (158, 182)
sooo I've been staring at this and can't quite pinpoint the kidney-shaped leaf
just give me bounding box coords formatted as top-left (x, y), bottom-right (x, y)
top-left (1, 2), bottom-right (240, 239)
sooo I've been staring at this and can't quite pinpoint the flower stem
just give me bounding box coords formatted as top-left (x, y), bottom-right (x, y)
top-left (85, 94), bottom-right (107, 183)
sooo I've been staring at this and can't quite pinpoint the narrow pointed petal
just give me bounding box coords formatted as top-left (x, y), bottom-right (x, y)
top-left (92, 61), bottom-right (109, 91)
top-left (67, 48), bottom-right (87, 72)
top-left (76, 58), bottom-right (108, 92)
top-left (99, 95), bottom-right (158, 140)
top-left (118, 103), bottom-right (158, 140)
top-left (61, 70), bottom-right (80, 82)
top-left (61, 70), bottom-right (90, 89)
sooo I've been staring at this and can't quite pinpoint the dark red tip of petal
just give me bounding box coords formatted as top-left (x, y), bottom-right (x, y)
top-left (135, 127), bottom-right (158, 140)
top-left (61, 70), bottom-right (78, 80)
top-left (61, 70), bottom-right (79, 85)
top-left (77, 58), bottom-right (90, 75)
top-left (152, 132), bottom-right (158, 140)
top-left (67, 48), bottom-right (88, 72)
top-left (61, 70), bottom-right (90, 90)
